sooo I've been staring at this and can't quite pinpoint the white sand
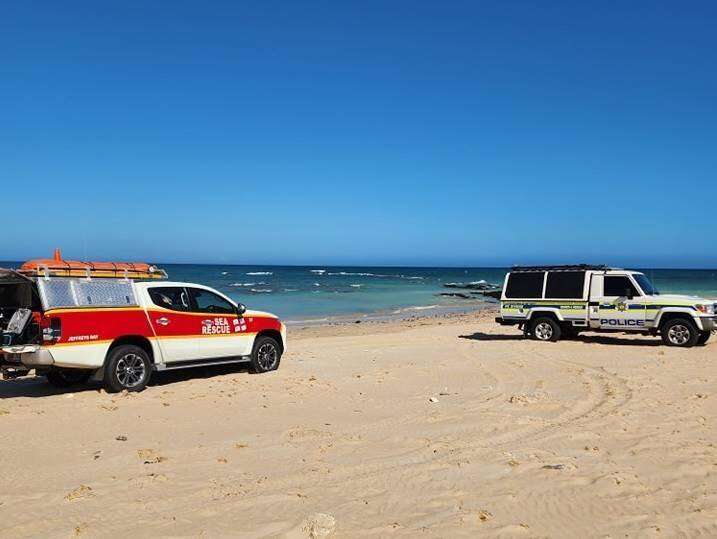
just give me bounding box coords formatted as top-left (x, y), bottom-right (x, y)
top-left (1, 310), bottom-right (715, 537)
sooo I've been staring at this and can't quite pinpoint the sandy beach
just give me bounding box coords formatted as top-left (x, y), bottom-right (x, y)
top-left (1, 309), bottom-right (715, 538)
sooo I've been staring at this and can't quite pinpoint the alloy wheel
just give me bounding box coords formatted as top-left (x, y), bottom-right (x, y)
top-left (115, 353), bottom-right (147, 388)
top-left (667, 324), bottom-right (691, 346)
top-left (257, 343), bottom-right (278, 371)
top-left (534, 322), bottom-right (553, 341)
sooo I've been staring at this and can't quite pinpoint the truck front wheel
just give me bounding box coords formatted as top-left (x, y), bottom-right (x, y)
top-left (530, 317), bottom-right (561, 342)
top-left (660, 318), bottom-right (699, 347)
top-left (250, 336), bottom-right (282, 373)
top-left (103, 345), bottom-right (152, 392)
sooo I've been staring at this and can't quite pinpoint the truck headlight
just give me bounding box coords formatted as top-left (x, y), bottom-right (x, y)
top-left (695, 304), bottom-right (715, 315)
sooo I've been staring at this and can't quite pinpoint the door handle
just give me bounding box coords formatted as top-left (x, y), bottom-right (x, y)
top-left (156, 317), bottom-right (170, 326)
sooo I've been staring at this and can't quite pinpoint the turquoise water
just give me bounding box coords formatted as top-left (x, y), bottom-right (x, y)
top-left (152, 265), bottom-right (717, 321)
top-left (2, 262), bottom-right (716, 322)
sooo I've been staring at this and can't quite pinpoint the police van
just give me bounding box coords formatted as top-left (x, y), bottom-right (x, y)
top-left (495, 265), bottom-right (716, 347)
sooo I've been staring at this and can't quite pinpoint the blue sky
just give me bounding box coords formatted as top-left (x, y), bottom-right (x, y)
top-left (2, 1), bottom-right (716, 267)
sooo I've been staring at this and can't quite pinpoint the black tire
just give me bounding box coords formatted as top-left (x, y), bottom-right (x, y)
top-left (46, 368), bottom-right (91, 388)
top-left (696, 331), bottom-right (711, 345)
top-left (660, 318), bottom-right (699, 347)
top-left (530, 317), bottom-right (561, 342)
top-left (250, 335), bottom-right (282, 373)
top-left (103, 345), bottom-right (152, 393)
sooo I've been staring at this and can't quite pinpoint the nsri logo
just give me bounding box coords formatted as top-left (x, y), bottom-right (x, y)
top-left (232, 318), bottom-right (247, 333)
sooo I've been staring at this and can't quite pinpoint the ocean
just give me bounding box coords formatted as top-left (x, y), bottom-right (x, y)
top-left (3, 262), bottom-right (716, 323)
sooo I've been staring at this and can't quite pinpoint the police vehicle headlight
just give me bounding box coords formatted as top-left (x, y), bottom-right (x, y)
top-left (695, 304), bottom-right (715, 315)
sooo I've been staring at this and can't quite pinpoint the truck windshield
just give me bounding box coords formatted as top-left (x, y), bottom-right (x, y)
top-left (633, 273), bottom-right (659, 295)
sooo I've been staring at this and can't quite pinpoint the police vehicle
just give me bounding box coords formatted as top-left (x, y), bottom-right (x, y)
top-left (495, 265), bottom-right (715, 347)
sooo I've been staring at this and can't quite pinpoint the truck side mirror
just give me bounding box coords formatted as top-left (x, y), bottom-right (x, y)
top-left (236, 303), bottom-right (247, 317)
top-left (624, 288), bottom-right (634, 300)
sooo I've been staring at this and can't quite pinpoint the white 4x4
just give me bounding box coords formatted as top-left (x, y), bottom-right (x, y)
top-left (496, 265), bottom-right (715, 347)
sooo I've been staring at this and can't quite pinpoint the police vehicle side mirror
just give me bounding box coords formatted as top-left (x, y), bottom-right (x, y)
top-left (236, 303), bottom-right (247, 317)
top-left (624, 289), bottom-right (634, 300)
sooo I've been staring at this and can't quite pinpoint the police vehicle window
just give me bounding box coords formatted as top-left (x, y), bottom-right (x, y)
top-left (505, 272), bottom-right (545, 298)
top-left (633, 274), bottom-right (659, 295)
top-left (148, 287), bottom-right (189, 311)
top-left (545, 271), bottom-right (585, 299)
top-left (604, 276), bottom-right (640, 297)
top-left (188, 288), bottom-right (235, 314)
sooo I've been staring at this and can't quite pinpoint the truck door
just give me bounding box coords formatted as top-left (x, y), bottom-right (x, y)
top-left (596, 275), bottom-right (646, 330)
top-left (186, 287), bottom-right (252, 360)
top-left (145, 286), bottom-right (201, 362)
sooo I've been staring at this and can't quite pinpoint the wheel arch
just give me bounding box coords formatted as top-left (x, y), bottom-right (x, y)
top-left (256, 329), bottom-right (284, 353)
top-left (106, 335), bottom-right (156, 364)
top-left (654, 309), bottom-right (698, 330)
top-left (528, 309), bottom-right (563, 322)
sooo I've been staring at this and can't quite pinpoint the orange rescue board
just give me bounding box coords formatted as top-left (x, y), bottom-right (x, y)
top-left (19, 249), bottom-right (166, 280)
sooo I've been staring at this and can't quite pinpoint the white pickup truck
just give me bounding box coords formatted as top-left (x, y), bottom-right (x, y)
top-left (495, 265), bottom-right (715, 347)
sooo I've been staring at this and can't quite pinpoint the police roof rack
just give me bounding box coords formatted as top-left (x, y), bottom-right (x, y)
top-left (511, 264), bottom-right (613, 273)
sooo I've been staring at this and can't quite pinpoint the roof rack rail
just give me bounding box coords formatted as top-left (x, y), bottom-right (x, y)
top-left (511, 264), bottom-right (613, 272)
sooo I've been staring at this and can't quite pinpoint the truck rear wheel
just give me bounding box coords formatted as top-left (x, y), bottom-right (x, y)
top-left (46, 368), bottom-right (91, 388)
top-left (530, 317), bottom-right (561, 342)
top-left (250, 335), bottom-right (282, 373)
top-left (103, 345), bottom-right (151, 392)
top-left (696, 331), bottom-right (711, 345)
top-left (660, 318), bottom-right (699, 347)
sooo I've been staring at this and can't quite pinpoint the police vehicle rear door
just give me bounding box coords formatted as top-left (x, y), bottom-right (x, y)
top-left (596, 274), bottom-right (646, 330)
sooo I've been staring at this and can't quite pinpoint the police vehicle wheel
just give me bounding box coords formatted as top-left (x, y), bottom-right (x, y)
top-left (250, 336), bottom-right (282, 373)
top-left (530, 317), bottom-right (561, 342)
top-left (103, 345), bottom-right (151, 393)
top-left (696, 331), bottom-right (711, 345)
top-left (46, 368), bottom-right (91, 388)
top-left (660, 318), bottom-right (699, 347)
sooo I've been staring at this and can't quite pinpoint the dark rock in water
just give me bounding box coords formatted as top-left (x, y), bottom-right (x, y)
top-left (438, 292), bottom-right (472, 299)
top-left (355, 320), bottom-right (361, 324)
top-left (442, 281), bottom-right (502, 299)
top-left (443, 280), bottom-right (501, 291)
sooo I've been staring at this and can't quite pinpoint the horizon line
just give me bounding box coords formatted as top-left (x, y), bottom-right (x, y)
top-left (1, 260), bottom-right (716, 271)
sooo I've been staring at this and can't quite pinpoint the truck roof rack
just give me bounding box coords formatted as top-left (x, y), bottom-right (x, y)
top-left (511, 264), bottom-right (614, 272)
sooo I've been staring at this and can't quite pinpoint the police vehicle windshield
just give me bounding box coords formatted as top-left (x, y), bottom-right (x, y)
top-left (633, 273), bottom-right (659, 295)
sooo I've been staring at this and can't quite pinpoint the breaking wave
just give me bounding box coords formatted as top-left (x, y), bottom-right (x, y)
top-left (392, 305), bottom-right (439, 314)
top-left (246, 271), bottom-right (273, 276)
top-left (325, 272), bottom-right (424, 280)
